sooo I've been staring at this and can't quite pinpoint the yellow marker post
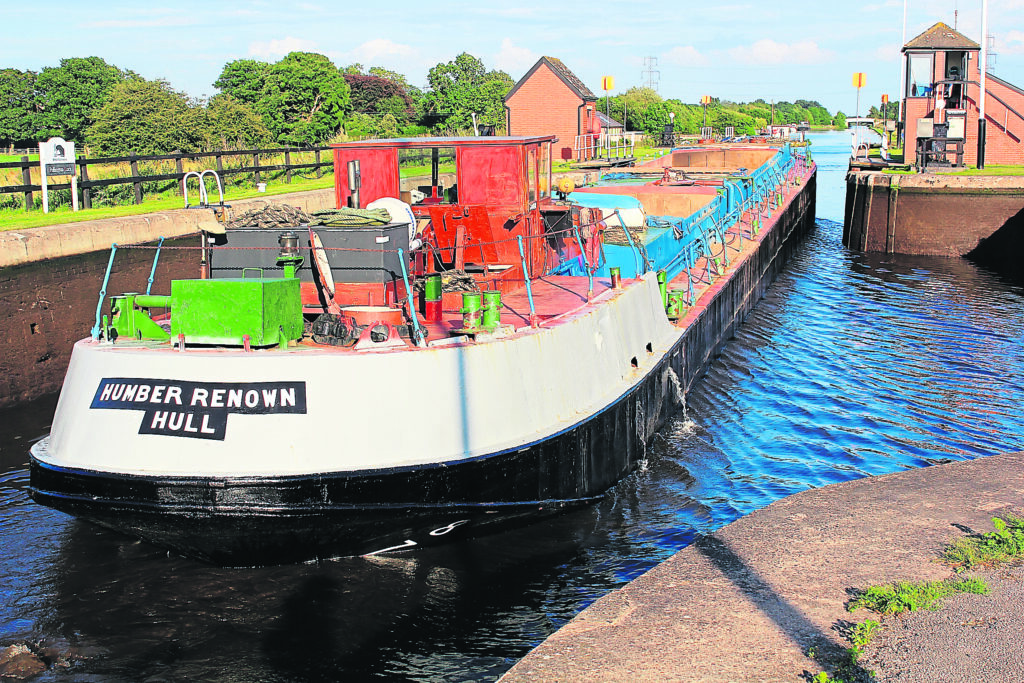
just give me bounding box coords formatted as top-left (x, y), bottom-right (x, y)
top-left (853, 72), bottom-right (866, 118)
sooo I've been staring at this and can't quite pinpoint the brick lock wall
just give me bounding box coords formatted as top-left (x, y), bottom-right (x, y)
top-left (507, 64), bottom-right (588, 160)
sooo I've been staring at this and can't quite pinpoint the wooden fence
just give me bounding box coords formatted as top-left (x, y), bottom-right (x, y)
top-left (0, 146), bottom-right (334, 212)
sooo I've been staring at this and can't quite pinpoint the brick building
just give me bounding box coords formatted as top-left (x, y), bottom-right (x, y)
top-left (902, 22), bottom-right (1024, 166)
top-left (504, 57), bottom-right (600, 161)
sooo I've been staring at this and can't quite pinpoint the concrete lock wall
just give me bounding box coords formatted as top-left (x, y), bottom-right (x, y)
top-left (843, 171), bottom-right (1024, 257)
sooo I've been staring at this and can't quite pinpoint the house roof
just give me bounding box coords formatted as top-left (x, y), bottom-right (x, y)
top-left (903, 22), bottom-right (980, 51)
top-left (597, 111), bottom-right (622, 128)
top-left (504, 56), bottom-right (598, 103)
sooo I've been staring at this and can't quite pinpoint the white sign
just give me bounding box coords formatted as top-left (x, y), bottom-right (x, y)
top-left (40, 137), bottom-right (76, 166)
top-left (39, 137), bottom-right (79, 213)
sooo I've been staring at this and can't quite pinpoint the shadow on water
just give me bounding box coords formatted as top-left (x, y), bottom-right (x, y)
top-left (34, 499), bottom-right (624, 682)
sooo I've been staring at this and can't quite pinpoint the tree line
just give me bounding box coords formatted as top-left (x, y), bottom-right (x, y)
top-left (0, 52), bottom-right (512, 155)
top-left (596, 90), bottom-right (848, 136)
top-left (0, 53), bottom-right (850, 156)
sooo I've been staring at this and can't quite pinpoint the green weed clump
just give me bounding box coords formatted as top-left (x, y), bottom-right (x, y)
top-left (943, 515), bottom-right (1024, 571)
top-left (847, 576), bottom-right (989, 615)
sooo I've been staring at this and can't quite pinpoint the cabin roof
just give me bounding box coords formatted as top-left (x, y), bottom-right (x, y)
top-left (330, 135), bottom-right (557, 150)
top-left (504, 56), bottom-right (598, 103)
top-left (903, 22), bottom-right (980, 51)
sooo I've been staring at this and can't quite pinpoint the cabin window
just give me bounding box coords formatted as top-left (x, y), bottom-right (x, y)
top-left (401, 146), bottom-right (455, 204)
top-left (527, 148), bottom-right (538, 204)
top-left (539, 142), bottom-right (551, 199)
top-left (907, 53), bottom-right (934, 97)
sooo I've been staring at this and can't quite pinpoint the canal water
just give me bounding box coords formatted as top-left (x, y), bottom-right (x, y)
top-left (2, 131), bottom-right (1023, 681)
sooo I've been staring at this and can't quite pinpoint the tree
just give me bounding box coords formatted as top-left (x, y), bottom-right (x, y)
top-left (257, 52), bottom-right (350, 144)
top-left (833, 111), bottom-right (847, 129)
top-left (213, 59), bottom-right (270, 107)
top-left (0, 69), bottom-right (39, 147)
top-left (344, 74), bottom-right (413, 117)
top-left (205, 94), bottom-right (271, 149)
top-left (426, 53), bottom-right (512, 132)
top-left (86, 79), bottom-right (198, 155)
top-left (35, 57), bottom-right (136, 141)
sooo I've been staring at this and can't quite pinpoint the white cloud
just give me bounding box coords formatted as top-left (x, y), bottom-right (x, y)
top-left (494, 39), bottom-right (537, 75)
top-left (1003, 30), bottom-right (1024, 54)
top-left (347, 38), bottom-right (415, 63)
top-left (662, 46), bottom-right (708, 66)
top-left (248, 36), bottom-right (321, 59)
top-left (727, 39), bottom-right (833, 65)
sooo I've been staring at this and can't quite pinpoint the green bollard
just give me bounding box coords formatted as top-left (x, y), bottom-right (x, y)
top-left (666, 289), bottom-right (686, 319)
top-left (482, 290), bottom-right (501, 329)
top-left (657, 270), bottom-right (668, 307)
top-left (460, 292), bottom-right (482, 330)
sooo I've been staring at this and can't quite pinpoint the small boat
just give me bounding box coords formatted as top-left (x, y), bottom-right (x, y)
top-left (29, 136), bottom-right (814, 566)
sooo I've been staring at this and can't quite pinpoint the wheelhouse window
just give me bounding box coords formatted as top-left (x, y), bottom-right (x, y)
top-left (539, 141), bottom-right (551, 199)
top-left (527, 147), bottom-right (538, 204)
top-left (401, 146), bottom-right (456, 204)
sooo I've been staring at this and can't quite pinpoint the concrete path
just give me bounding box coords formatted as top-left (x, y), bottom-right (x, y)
top-left (501, 452), bottom-right (1024, 682)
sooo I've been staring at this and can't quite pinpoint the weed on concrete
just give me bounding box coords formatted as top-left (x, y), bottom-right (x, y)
top-left (943, 514), bottom-right (1024, 571)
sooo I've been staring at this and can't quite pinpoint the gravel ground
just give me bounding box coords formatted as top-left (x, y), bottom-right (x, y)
top-left (861, 564), bottom-right (1024, 683)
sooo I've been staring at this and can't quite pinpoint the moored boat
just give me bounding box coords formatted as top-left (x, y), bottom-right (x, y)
top-left (29, 136), bottom-right (814, 566)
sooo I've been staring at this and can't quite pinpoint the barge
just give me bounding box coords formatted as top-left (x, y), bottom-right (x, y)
top-left (29, 136), bottom-right (815, 566)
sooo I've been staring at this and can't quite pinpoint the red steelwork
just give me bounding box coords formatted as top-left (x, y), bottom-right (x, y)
top-left (330, 137), bottom-right (561, 301)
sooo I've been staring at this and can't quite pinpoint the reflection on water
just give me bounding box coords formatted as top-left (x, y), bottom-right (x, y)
top-left (1, 132), bottom-right (1023, 680)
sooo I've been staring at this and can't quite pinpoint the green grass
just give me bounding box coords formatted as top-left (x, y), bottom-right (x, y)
top-left (942, 164), bottom-right (1024, 176)
top-left (943, 515), bottom-right (1024, 571)
top-left (0, 174), bottom-right (336, 231)
top-left (847, 576), bottom-right (989, 615)
top-left (0, 154), bottom-right (38, 163)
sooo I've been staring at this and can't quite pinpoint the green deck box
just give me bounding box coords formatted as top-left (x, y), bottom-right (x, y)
top-left (170, 276), bottom-right (302, 347)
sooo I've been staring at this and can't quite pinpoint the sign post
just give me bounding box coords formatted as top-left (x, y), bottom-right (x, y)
top-left (39, 137), bottom-right (78, 213)
top-left (852, 73), bottom-right (866, 119)
top-left (700, 95), bottom-right (712, 127)
top-left (881, 93), bottom-right (889, 145)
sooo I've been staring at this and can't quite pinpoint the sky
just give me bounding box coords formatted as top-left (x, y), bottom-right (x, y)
top-left (3, 0), bottom-right (1023, 116)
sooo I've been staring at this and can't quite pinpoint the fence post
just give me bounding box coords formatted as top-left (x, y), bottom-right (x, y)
top-left (253, 152), bottom-right (261, 185)
top-left (215, 152), bottom-right (224, 174)
top-left (285, 148), bottom-right (292, 183)
top-left (129, 151), bottom-right (143, 204)
top-left (79, 158), bottom-right (91, 210)
top-left (315, 148), bottom-right (322, 178)
top-left (175, 153), bottom-right (184, 195)
top-left (20, 156), bottom-right (32, 212)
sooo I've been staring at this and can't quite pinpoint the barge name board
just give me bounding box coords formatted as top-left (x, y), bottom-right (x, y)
top-left (90, 378), bottom-right (307, 440)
